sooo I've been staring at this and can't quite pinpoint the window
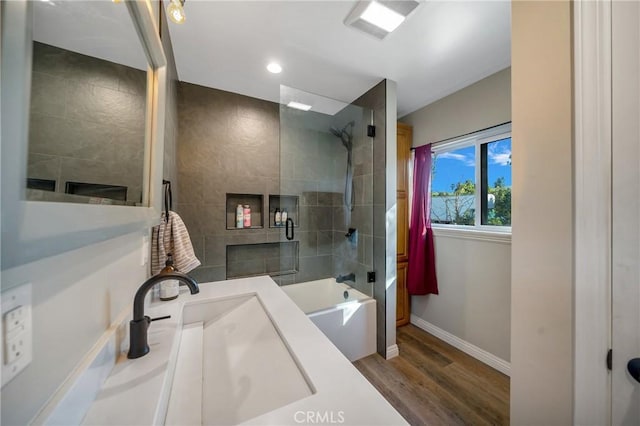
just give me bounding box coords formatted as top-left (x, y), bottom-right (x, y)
top-left (430, 123), bottom-right (511, 231)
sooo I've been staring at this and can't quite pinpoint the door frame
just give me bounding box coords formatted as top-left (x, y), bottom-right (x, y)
top-left (573, 0), bottom-right (612, 424)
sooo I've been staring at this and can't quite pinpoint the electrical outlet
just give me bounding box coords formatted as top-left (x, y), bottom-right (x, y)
top-left (4, 306), bottom-right (26, 334)
top-left (5, 333), bottom-right (25, 364)
top-left (1, 283), bottom-right (32, 388)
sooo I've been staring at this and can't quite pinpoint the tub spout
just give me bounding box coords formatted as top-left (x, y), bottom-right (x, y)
top-left (336, 273), bottom-right (355, 283)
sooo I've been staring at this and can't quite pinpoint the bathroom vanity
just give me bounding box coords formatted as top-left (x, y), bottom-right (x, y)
top-left (79, 276), bottom-right (406, 425)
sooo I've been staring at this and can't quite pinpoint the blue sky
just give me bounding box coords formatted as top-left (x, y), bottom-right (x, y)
top-left (431, 138), bottom-right (512, 193)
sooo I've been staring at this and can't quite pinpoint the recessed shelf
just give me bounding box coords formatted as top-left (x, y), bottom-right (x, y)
top-left (226, 193), bottom-right (264, 230)
top-left (226, 241), bottom-right (299, 279)
top-left (269, 194), bottom-right (299, 228)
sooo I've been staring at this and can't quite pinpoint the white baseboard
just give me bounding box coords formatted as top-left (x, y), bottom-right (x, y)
top-left (410, 314), bottom-right (510, 376)
top-left (386, 344), bottom-right (399, 359)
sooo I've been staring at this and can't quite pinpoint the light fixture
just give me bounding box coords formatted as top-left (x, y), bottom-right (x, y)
top-left (167, 0), bottom-right (186, 24)
top-left (345, 1), bottom-right (420, 40)
top-left (360, 1), bottom-right (405, 32)
top-left (266, 62), bottom-right (282, 74)
top-left (287, 101), bottom-right (312, 111)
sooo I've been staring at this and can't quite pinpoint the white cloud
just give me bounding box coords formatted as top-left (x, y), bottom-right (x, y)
top-left (437, 152), bottom-right (475, 167)
top-left (488, 143), bottom-right (512, 166)
top-left (490, 152), bottom-right (511, 166)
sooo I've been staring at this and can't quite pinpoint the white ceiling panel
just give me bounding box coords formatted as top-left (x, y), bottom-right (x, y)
top-left (165, 0), bottom-right (510, 116)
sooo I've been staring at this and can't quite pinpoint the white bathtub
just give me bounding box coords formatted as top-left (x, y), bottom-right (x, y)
top-left (281, 278), bottom-right (376, 362)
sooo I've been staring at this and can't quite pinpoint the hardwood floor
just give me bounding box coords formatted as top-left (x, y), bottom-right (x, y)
top-left (354, 324), bottom-right (510, 426)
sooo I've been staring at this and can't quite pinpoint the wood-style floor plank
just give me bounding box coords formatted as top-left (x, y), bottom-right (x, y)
top-left (353, 324), bottom-right (510, 426)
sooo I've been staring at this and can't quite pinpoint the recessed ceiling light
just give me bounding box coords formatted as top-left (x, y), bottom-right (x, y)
top-left (360, 1), bottom-right (405, 33)
top-left (267, 62), bottom-right (282, 74)
top-left (287, 101), bottom-right (312, 111)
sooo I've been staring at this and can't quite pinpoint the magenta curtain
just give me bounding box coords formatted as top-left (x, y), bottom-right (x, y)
top-left (407, 144), bottom-right (438, 295)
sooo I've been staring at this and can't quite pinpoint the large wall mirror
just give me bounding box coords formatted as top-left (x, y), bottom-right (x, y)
top-left (28, 1), bottom-right (148, 206)
top-left (1, 0), bottom-right (167, 271)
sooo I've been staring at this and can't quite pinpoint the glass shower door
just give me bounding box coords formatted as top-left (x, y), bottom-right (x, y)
top-left (277, 85), bottom-right (374, 297)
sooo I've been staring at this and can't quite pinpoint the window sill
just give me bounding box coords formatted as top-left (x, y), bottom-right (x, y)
top-left (431, 226), bottom-right (511, 244)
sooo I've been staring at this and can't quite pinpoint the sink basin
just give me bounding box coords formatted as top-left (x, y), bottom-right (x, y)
top-left (165, 294), bottom-right (314, 425)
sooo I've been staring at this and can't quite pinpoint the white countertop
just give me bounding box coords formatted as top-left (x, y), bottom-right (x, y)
top-left (82, 276), bottom-right (407, 425)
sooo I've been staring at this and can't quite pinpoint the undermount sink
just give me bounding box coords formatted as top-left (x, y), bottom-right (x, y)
top-left (165, 294), bottom-right (314, 425)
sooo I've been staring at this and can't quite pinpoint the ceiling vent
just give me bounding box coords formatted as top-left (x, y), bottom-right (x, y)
top-left (344, 1), bottom-right (421, 40)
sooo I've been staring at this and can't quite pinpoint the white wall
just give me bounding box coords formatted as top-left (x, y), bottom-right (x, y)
top-left (1, 232), bottom-right (147, 425)
top-left (511, 1), bottom-right (574, 423)
top-left (402, 67), bottom-right (511, 147)
top-left (0, 2), bottom-right (172, 424)
top-left (401, 69), bottom-right (512, 363)
top-left (412, 234), bottom-right (511, 361)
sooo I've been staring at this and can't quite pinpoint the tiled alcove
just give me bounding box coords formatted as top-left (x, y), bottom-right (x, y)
top-left (226, 241), bottom-right (299, 279)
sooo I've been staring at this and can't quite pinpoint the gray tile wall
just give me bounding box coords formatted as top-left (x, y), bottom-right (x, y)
top-left (177, 82), bottom-right (379, 296)
top-left (279, 107), bottom-right (345, 285)
top-left (178, 83), bottom-right (370, 284)
top-left (28, 42), bottom-right (146, 205)
top-left (177, 82), bottom-right (279, 282)
top-left (330, 106), bottom-right (375, 297)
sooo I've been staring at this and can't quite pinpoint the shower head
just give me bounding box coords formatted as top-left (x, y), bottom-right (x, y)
top-left (330, 121), bottom-right (356, 140)
top-left (330, 127), bottom-right (342, 138)
top-left (331, 121), bottom-right (356, 151)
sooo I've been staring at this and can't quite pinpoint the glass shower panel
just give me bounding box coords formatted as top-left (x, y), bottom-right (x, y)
top-left (277, 85), bottom-right (374, 297)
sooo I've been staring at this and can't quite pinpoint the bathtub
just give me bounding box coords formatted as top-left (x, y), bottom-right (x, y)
top-left (281, 278), bottom-right (376, 362)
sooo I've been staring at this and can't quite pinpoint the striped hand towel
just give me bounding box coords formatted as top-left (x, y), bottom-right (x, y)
top-left (151, 211), bottom-right (201, 275)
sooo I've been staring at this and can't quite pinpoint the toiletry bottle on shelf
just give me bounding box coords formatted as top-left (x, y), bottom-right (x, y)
top-left (274, 208), bottom-right (281, 226)
top-left (281, 208), bottom-right (288, 224)
top-left (243, 205), bottom-right (251, 227)
top-left (236, 204), bottom-right (244, 228)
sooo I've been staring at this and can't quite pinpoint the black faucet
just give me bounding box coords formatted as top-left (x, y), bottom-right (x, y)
top-left (336, 273), bottom-right (355, 283)
top-left (128, 255), bottom-right (199, 359)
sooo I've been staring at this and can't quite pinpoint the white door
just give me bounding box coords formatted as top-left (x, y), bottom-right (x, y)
top-left (612, 1), bottom-right (640, 424)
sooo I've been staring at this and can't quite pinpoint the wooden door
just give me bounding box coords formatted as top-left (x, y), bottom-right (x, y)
top-left (396, 123), bottom-right (412, 326)
top-left (396, 262), bottom-right (409, 326)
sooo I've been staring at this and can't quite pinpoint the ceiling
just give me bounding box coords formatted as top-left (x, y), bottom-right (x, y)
top-left (31, 0), bottom-right (511, 117)
top-left (165, 1), bottom-right (511, 117)
top-left (33, 0), bottom-right (147, 71)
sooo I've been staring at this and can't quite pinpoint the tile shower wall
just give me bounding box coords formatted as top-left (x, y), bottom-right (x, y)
top-left (329, 107), bottom-right (375, 296)
top-left (279, 108), bottom-right (343, 285)
top-left (176, 82), bottom-right (278, 282)
top-left (177, 83), bottom-right (337, 283)
top-left (28, 42), bottom-right (146, 204)
top-left (177, 83), bottom-right (374, 294)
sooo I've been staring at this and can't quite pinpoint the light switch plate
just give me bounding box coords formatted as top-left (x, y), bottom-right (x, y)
top-left (1, 283), bottom-right (33, 387)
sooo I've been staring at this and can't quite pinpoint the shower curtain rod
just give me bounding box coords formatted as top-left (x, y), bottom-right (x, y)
top-left (410, 121), bottom-right (512, 150)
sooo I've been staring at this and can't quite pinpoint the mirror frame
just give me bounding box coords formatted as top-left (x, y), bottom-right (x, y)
top-left (1, 0), bottom-right (167, 271)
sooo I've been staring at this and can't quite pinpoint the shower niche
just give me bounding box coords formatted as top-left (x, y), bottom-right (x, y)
top-left (226, 241), bottom-right (299, 279)
top-left (225, 193), bottom-right (264, 229)
top-left (269, 195), bottom-right (299, 228)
